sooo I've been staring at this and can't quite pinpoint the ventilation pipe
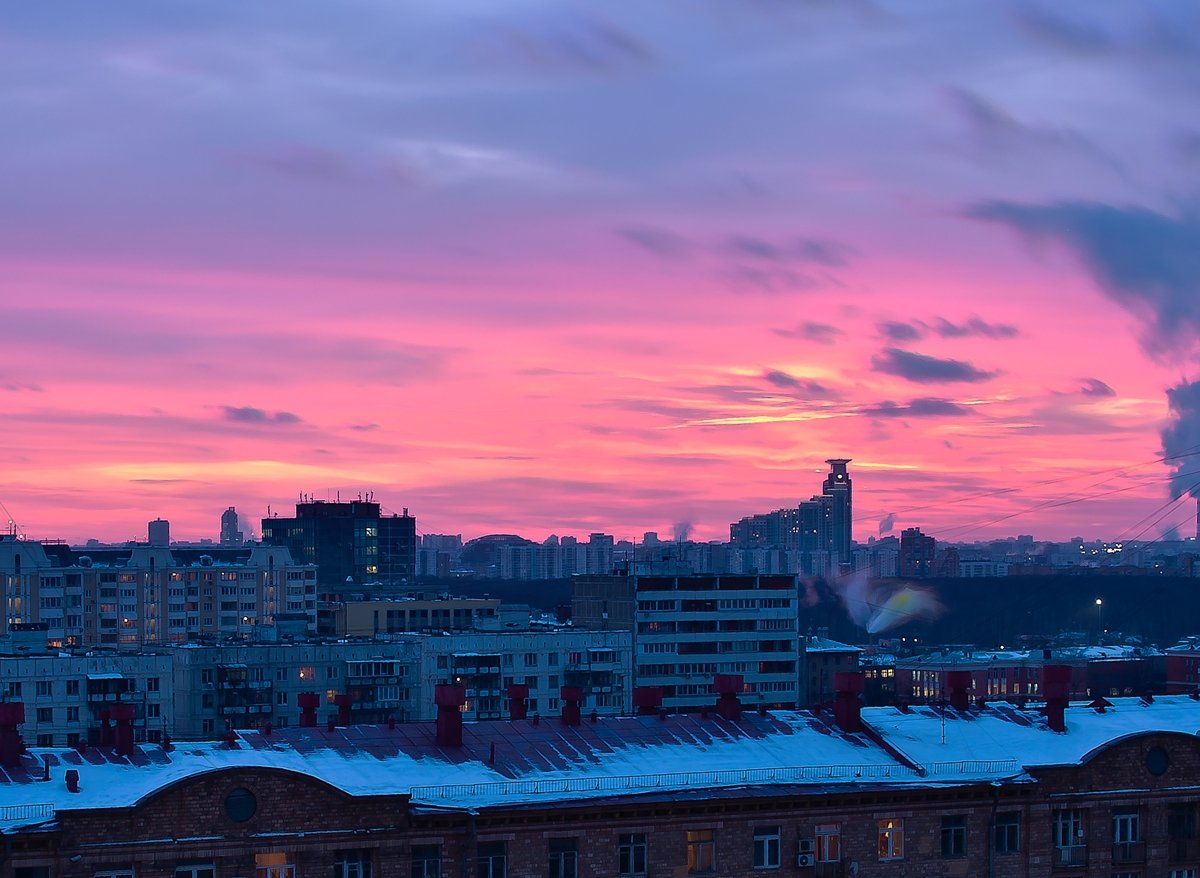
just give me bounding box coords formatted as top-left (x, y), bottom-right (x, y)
top-left (298, 692), bottom-right (320, 728)
top-left (946, 670), bottom-right (972, 711)
top-left (334, 693), bottom-right (354, 727)
top-left (1042, 665), bottom-right (1071, 733)
top-left (632, 687), bottom-right (663, 716)
top-left (506, 684), bottom-right (529, 721)
top-left (434, 684), bottom-right (466, 747)
top-left (0, 702), bottom-right (25, 769)
top-left (110, 703), bottom-right (136, 758)
top-left (714, 675), bottom-right (744, 721)
top-left (560, 687), bottom-right (583, 726)
top-left (833, 671), bottom-right (864, 733)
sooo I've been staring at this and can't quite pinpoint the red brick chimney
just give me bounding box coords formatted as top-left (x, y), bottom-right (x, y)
top-left (110, 703), bottom-right (136, 758)
top-left (98, 707), bottom-right (113, 748)
top-left (297, 692), bottom-right (320, 728)
top-left (833, 671), bottom-right (864, 733)
top-left (506, 684), bottom-right (529, 721)
top-left (0, 701), bottom-right (26, 769)
top-left (632, 686), bottom-right (663, 716)
top-left (435, 684), bottom-right (466, 747)
top-left (946, 670), bottom-right (972, 711)
top-left (1042, 664), bottom-right (1072, 733)
top-left (560, 686), bottom-right (583, 726)
top-left (714, 675), bottom-right (744, 720)
top-left (333, 693), bottom-right (354, 727)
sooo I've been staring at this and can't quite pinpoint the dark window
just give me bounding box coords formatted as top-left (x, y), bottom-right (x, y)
top-left (618, 833), bottom-right (647, 877)
top-left (549, 838), bottom-right (578, 878)
top-left (15, 868), bottom-right (50, 878)
top-left (688, 829), bottom-right (715, 873)
top-left (224, 787), bottom-right (257, 823)
top-left (995, 811), bottom-right (1021, 853)
top-left (334, 851), bottom-right (372, 878)
top-left (409, 845), bottom-right (440, 878)
top-left (175, 866), bottom-right (215, 878)
top-left (1169, 804), bottom-right (1196, 840)
top-left (1147, 746), bottom-right (1170, 776)
top-left (477, 841), bottom-right (506, 878)
top-left (942, 815), bottom-right (967, 858)
top-left (753, 826), bottom-right (781, 869)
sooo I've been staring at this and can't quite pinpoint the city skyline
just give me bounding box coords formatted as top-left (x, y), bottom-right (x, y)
top-left (4, 3), bottom-right (1200, 543)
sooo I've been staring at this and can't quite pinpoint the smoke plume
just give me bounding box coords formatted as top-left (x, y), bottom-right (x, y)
top-left (673, 519), bottom-right (693, 542)
top-left (878, 512), bottom-right (896, 535)
top-left (825, 572), bottom-right (943, 634)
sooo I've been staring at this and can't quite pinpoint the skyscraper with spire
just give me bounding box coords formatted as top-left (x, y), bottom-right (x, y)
top-left (822, 459), bottom-right (853, 568)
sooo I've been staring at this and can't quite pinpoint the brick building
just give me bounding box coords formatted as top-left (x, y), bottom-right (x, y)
top-left (4, 671), bottom-right (1200, 877)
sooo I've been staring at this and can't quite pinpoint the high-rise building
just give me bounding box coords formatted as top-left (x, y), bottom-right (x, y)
top-left (147, 518), bottom-right (170, 547)
top-left (261, 500), bottom-right (416, 595)
top-left (822, 458), bottom-right (853, 567)
top-left (220, 506), bottom-right (244, 546)
top-left (899, 527), bottom-right (937, 578)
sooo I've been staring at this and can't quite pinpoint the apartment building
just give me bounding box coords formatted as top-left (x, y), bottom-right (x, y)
top-left (0, 535), bottom-right (318, 647)
top-left (0, 641), bottom-right (172, 747)
top-left (574, 573), bottom-right (801, 711)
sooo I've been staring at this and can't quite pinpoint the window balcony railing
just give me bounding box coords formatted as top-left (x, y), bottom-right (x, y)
top-left (1170, 838), bottom-right (1200, 862)
top-left (1112, 841), bottom-right (1145, 863)
top-left (1054, 845), bottom-right (1086, 868)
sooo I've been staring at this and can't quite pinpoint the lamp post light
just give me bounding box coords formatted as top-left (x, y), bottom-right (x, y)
top-left (1095, 598), bottom-right (1103, 641)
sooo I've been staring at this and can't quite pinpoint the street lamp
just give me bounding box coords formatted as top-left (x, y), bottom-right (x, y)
top-left (1095, 598), bottom-right (1103, 639)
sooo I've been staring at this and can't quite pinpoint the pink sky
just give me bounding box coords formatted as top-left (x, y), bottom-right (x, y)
top-left (2, 2), bottom-right (1199, 544)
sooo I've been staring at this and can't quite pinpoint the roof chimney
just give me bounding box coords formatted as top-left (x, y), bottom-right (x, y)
top-left (1042, 664), bottom-right (1071, 733)
top-left (110, 703), bottom-right (136, 758)
top-left (632, 686), bottom-right (663, 716)
top-left (946, 670), bottom-right (972, 711)
top-left (560, 686), bottom-right (583, 726)
top-left (506, 684), bottom-right (529, 721)
top-left (0, 701), bottom-right (26, 769)
top-left (434, 684), bottom-right (466, 747)
top-left (714, 675), bottom-right (744, 721)
top-left (297, 692), bottom-right (320, 728)
top-left (65, 768), bottom-right (80, 793)
top-left (334, 693), bottom-right (354, 727)
top-left (98, 708), bottom-right (113, 748)
top-left (833, 671), bottom-right (865, 733)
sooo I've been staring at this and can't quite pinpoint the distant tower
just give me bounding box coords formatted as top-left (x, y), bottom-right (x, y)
top-left (147, 518), bottom-right (170, 547)
top-left (220, 507), bottom-right (244, 546)
top-left (822, 459), bottom-right (853, 568)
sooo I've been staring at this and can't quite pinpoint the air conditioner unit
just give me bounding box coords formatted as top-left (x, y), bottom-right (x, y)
top-left (796, 853), bottom-right (814, 868)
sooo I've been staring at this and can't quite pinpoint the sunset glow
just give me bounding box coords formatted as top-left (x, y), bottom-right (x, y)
top-left (3, 2), bottom-right (1198, 544)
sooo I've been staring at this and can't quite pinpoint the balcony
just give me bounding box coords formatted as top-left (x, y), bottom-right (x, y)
top-left (1054, 845), bottom-right (1086, 868)
top-left (1112, 841), bottom-right (1145, 864)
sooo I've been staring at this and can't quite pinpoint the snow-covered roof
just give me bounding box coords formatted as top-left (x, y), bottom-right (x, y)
top-left (804, 636), bottom-right (862, 654)
top-left (862, 696), bottom-right (1200, 774)
top-left (2, 697), bottom-right (1198, 831)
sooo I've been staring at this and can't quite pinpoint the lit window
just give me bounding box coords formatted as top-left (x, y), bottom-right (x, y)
top-left (255, 853), bottom-right (294, 878)
top-left (878, 819), bottom-right (904, 860)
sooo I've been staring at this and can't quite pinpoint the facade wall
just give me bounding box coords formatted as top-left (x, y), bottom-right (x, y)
top-left (413, 629), bottom-right (633, 721)
top-left (0, 652), bottom-right (172, 747)
top-left (13, 734), bottom-right (1200, 877)
top-left (632, 574), bottom-right (800, 711)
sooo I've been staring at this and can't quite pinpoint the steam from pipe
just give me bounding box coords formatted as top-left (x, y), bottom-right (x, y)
top-left (825, 571), bottom-right (943, 633)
